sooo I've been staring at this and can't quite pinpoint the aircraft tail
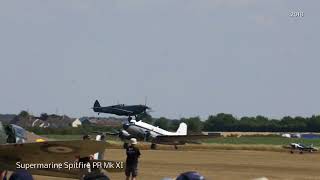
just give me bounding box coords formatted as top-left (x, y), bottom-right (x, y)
top-left (94, 100), bottom-right (101, 109)
top-left (176, 122), bottom-right (187, 135)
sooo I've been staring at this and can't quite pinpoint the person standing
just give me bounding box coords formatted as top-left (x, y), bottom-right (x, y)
top-left (125, 138), bottom-right (141, 180)
top-left (9, 170), bottom-right (33, 180)
top-left (0, 170), bottom-right (7, 180)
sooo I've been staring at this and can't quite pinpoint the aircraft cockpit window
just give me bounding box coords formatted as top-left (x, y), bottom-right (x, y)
top-left (5, 125), bottom-right (16, 143)
top-left (4, 124), bottom-right (27, 144)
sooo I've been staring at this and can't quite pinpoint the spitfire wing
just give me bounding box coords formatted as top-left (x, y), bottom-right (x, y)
top-left (0, 140), bottom-right (108, 178)
top-left (0, 140), bottom-right (107, 164)
top-left (111, 107), bottom-right (134, 114)
top-left (28, 168), bottom-right (82, 179)
top-left (153, 133), bottom-right (221, 144)
top-left (26, 160), bottom-right (124, 179)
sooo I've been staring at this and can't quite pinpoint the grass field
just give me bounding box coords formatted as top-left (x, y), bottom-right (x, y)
top-left (204, 136), bottom-right (320, 146)
top-left (22, 134), bottom-right (320, 179)
top-left (43, 135), bottom-right (320, 146)
top-left (43, 135), bottom-right (84, 140)
top-left (34, 149), bottom-right (320, 180)
top-left (43, 135), bottom-right (119, 141)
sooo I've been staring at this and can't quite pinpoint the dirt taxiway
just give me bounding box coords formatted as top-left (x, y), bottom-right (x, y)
top-left (33, 148), bottom-right (320, 180)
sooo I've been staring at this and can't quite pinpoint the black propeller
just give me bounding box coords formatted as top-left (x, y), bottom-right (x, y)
top-left (144, 131), bottom-right (151, 141)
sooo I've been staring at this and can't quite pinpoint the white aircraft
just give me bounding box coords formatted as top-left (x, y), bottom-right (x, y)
top-left (284, 143), bottom-right (319, 154)
top-left (281, 133), bottom-right (301, 138)
top-left (106, 119), bottom-right (221, 149)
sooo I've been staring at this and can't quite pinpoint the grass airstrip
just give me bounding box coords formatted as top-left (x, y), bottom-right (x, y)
top-left (34, 149), bottom-right (320, 180)
top-left (43, 134), bottom-right (320, 151)
top-left (28, 134), bottom-right (320, 179)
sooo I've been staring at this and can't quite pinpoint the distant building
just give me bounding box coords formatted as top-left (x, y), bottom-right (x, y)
top-left (80, 117), bottom-right (91, 125)
top-left (88, 117), bottom-right (124, 127)
top-left (0, 114), bottom-right (16, 124)
top-left (71, 117), bottom-right (91, 127)
top-left (32, 119), bottom-right (50, 128)
top-left (72, 118), bottom-right (82, 127)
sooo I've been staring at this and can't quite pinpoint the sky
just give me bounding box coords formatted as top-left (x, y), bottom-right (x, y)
top-left (0, 0), bottom-right (319, 119)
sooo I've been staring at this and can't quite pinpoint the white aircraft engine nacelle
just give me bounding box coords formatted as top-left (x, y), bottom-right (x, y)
top-left (144, 131), bottom-right (157, 141)
top-left (119, 130), bottom-right (131, 139)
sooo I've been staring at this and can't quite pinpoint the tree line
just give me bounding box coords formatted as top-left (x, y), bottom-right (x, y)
top-left (2, 111), bottom-right (320, 133)
top-left (139, 113), bottom-right (320, 133)
top-left (28, 125), bottom-right (115, 135)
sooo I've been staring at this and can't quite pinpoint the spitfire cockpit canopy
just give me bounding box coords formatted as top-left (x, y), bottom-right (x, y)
top-left (299, 143), bottom-right (307, 148)
top-left (111, 104), bottom-right (125, 108)
top-left (0, 122), bottom-right (27, 144)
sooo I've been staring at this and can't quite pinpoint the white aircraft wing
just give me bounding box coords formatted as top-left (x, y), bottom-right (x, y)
top-left (153, 133), bottom-right (221, 145)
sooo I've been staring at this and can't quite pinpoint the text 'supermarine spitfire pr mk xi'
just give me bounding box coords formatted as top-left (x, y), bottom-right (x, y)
top-left (92, 100), bottom-right (151, 120)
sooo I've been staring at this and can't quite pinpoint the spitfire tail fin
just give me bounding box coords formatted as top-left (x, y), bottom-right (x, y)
top-left (176, 122), bottom-right (187, 135)
top-left (94, 100), bottom-right (101, 108)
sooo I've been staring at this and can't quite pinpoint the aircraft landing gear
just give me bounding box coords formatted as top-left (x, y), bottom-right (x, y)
top-left (151, 143), bottom-right (157, 150)
top-left (123, 142), bottom-right (129, 149)
top-left (83, 134), bottom-right (90, 140)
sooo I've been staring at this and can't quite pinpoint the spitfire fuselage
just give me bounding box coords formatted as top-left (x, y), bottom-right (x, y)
top-left (94, 104), bottom-right (149, 116)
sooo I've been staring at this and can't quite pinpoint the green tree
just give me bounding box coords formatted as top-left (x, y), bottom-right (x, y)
top-left (239, 116), bottom-right (255, 131)
top-left (18, 111), bottom-right (29, 118)
top-left (168, 120), bottom-right (180, 131)
top-left (306, 115), bottom-right (320, 132)
top-left (154, 117), bottom-right (170, 130)
top-left (180, 116), bottom-right (203, 133)
top-left (137, 113), bottom-right (153, 124)
top-left (204, 113), bottom-right (237, 131)
top-left (280, 116), bottom-right (307, 132)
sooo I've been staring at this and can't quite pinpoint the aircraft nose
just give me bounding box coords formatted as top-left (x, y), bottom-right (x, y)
top-left (144, 106), bottom-right (151, 112)
top-left (123, 123), bottom-right (130, 130)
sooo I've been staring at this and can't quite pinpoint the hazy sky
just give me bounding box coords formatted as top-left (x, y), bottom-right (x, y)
top-left (0, 0), bottom-right (319, 119)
